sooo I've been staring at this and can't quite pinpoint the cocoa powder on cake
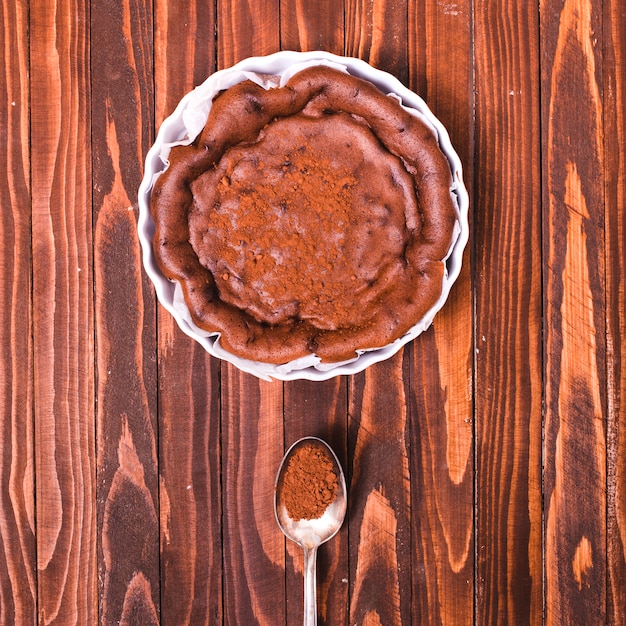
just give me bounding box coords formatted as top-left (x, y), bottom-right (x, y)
top-left (189, 127), bottom-right (363, 328)
top-left (279, 442), bottom-right (339, 521)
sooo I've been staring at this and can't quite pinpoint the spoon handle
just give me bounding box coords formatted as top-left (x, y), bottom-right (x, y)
top-left (303, 546), bottom-right (318, 626)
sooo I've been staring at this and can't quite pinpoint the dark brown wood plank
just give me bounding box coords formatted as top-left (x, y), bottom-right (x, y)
top-left (409, 334), bottom-right (474, 626)
top-left (409, 327), bottom-right (475, 626)
top-left (94, 218), bottom-right (159, 626)
top-left (345, 0), bottom-right (408, 84)
top-left (154, 0), bottom-right (217, 118)
top-left (407, 2), bottom-right (474, 623)
top-left (91, 0), bottom-right (160, 622)
top-left (473, 0), bottom-right (543, 623)
top-left (541, 0), bottom-right (607, 624)
top-left (283, 379), bottom-right (349, 626)
top-left (157, 340), bottom-right (222, 625)
top-left (342, 7), bottom-right (411, 624)
top-left (30, 0), bottom-right (97, 622)
top-left (217, 0), bottom-right (280, 69)
top-left (276, 6), bottom-right (349, 625)
top-left (216, 6), bottom-right (285, 624)
top-left (153, 2), bottom-right (223, 624)
top-left (605, 1), bottom-right (626, 623)
top-left (0, 1), bottom-right (36, 623)
top-left (221, 367), bottom-right (286, 625)
top-left (347, 353), bottom-right (412, 625)
top-left (279, 0), bottom-right (345, 54)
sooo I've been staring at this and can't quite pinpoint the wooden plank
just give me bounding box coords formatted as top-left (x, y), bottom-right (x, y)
top-left (541, 0), bottom-right (607, 624)
top-left (216, 6), bottom-right (285, 624)
top-left (154, 0), bottom-right (217, 119)
top-left (345, 0), bottom-right (408, 84)
top-left (409, 336), bottom-right (474, 626)
top-left (347, 353), bottom-right (412, 625)
top-left (0, 0), bottom-right (36, 623)
top-left (29, 0), bottom-right (96, 622)
top-left (157, 342), bottom-right (222, 625)
top-left (217, 0), bottom-right (280, 69)
top-left (90, 0), bottom-right (160, 623)
top-left (153, 2), bottom-right (223, 624)
top-left (221, 368), bottom-right (286, 625)
top-left (605, 1), bottom-right (626, 622)
top-left (279, 0), bottom-right (344, 54)
top-left (93, 208), bottom-right (160, 625)
top-left (277, 6), bottom-right (349, 625)
top-left (407, 2), bottom-right (474, 624)
top-left (342, 7), bottom-right (411, 624)
top-left (473, 0), bottom-right (543, 623)
top-left (283, 379), bottom-right (349, 626)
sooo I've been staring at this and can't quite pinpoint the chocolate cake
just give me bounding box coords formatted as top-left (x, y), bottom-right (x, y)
top-left (150, 65), bottom-right (458, 364)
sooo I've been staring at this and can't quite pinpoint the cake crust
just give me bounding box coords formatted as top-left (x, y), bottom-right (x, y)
top-left (150, 65), bottom-right (458, 364)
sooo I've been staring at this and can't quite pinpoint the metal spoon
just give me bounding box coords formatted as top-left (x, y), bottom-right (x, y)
top-left (274, 437), bottom-right (347, 626)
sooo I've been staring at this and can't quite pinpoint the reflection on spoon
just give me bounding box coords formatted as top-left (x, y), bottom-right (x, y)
top-left (274, 437), bottom-right (347, 626)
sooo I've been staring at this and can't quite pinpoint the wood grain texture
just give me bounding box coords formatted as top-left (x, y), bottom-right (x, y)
top-left (348, 353), bottom-right (412, 625)
top-left (542, 0), bottom-right (607, 623)
top-left (408, 2), bottom-right (474, 623)
top-left (30, 0), bottom-right (96, 622)
top-left (277, 7), bottom-right (349, 623)
top-left (0, 1), bottom-right (36, 623)
top-left (603, 2), bottom-right (626, 625)
top-left (343, 8), bottom-right (412, 624)
top-left (215, 8), bottom-right (285, 625)
top-left (91, 0), bottom-right (159, 623)
top-left (605, 1), bottom-right (626, 623)
top-left (94, 206), bottom-right (159, 626)
top-left (157, 333), bottom-right (222, 625)
top-left (221, 367), bottom-right (286, 626)
top-left (345, 0), bottom-right (409, 83)
top-left (409, 331), bottom-right (474, 626)
top-left (217, 0), bottom-right (280, 68)
top-left (474, 0), bottom-right (543, 623)
top-left (153, 2), bottom-right (223, 624)
top-left (154, 0), bottom-right (217, 121)
top-left (283, 378), bottom-right (349, 625)
top-left (7, 1), bottom-right (626, 623)
top-left (279, 0), bottom-right (345, 54)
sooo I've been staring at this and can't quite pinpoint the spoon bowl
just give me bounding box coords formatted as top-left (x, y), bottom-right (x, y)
top-left (274, 437), bottom-right (347, 625)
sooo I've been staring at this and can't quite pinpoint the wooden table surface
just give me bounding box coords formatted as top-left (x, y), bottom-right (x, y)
top-left (2, 0), bottom-right (626, 624)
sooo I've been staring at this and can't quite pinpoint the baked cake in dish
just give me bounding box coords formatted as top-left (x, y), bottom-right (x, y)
top-left (138, 52), bottom-right (469, 380)
top-left (149, 63), bottom-right (460, 366)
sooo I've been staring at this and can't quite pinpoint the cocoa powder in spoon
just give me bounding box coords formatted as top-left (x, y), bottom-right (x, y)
top-left (279, 442), bottom-right (339, 521)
